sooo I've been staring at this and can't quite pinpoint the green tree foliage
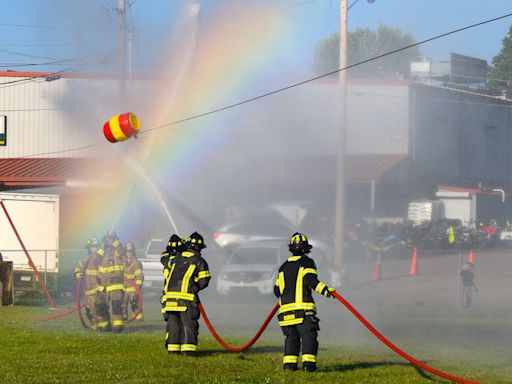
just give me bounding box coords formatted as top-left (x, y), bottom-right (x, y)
top-left (489, 25), bottom-right (512, 95)
top-left (312, 24), bottom-right (421, 78)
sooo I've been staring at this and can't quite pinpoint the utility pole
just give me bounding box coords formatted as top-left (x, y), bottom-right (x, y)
top-left (114, 0), bottom-right (127, 99)
top-left (334, 0), bottom-right (348, 270)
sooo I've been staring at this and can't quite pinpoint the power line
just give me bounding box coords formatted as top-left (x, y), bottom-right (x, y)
top-left (142, 12), bottom-right (512, 133)
top-left (8, 11), bottom-right (512, 158)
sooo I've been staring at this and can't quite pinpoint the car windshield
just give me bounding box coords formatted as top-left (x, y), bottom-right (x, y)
top-left (230, 248), bottom-right (278, 265)
top-left (147, 240), bottom-right (165, 256)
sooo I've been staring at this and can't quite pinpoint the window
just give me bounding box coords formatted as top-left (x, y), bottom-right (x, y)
top-left (0, 116), bottom-right (6, 146)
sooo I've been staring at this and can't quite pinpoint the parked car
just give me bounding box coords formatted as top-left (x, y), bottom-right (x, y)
top-left (369, 235), bottom-right (408, 259)
top-left (139, 238), bottom-right (166, 291)
top-left (216, 239), bottom-right (331, 295)
top-left (212, 221), bottom-right (298, 251)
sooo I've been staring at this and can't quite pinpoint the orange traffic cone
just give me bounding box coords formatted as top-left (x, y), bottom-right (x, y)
top-left (373, 254), bottom-right (383, 281)
top-left (468, 249), bottom-right (474, 264)
top-left (409, 247), bottom-right (418, 275)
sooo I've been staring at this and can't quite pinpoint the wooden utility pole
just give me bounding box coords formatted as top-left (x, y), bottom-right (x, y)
top-left (334, 0), bottom-right (347, 270)
top-left (118, 0), bottom-right (127, 98)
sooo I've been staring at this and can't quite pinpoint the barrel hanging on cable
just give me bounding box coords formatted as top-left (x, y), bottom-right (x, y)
top-left (103, 112), bottom-right (141, 143)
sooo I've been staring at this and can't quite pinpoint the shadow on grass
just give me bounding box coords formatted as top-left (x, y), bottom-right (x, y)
top-left (193, 345), bottom-right (283, 357)
top-left (323, 360), bottom-right (445, 382)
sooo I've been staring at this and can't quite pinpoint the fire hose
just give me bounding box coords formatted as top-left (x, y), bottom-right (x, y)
top-left (41, 278), bottom-right (143, 327)
top-left (200, 293), bottom-right (479, 384)
top-left (198, 301), bottom-right (279, 353)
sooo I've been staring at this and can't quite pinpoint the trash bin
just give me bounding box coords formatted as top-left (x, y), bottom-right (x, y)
top-left (0, 261), bottom-right (14, 306)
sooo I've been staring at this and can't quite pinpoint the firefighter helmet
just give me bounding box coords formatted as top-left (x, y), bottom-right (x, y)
top-left (85, 237), bottom-right (99, 249)
top-left (167, 234), bottom-right (186, 255)
top-left (288, 232), bottom-right (312, 254)
top-left (125, 242), bottom-right (136, 257)
top-left (187, 231), bottom-right (207, 250)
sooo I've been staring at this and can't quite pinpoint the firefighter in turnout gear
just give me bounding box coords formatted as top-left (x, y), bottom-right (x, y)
top-left (74, 237), bottom-right (103, 330)
top-left (124, 242), bottom-right (144, 320)
top-left (162, 231), bottom-right (211, 355)
top-left (96, 231), bottom-right (125, 332)
top-left (274, 233), bottom-right (335, 372)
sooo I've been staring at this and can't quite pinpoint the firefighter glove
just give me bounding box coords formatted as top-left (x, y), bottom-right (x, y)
top-left (323, 286), bottom-right (336, 299)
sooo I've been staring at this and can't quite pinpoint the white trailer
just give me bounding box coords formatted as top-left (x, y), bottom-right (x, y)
top-left (0, 193), bottom-right (59, 292)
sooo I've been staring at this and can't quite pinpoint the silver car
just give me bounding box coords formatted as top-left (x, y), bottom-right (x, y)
top-left (139, 238), bottom-right (166, 291)
top-left (212, 221), bottom-right (298, 251)
top-left (216, 240), bottom-right (332, 295)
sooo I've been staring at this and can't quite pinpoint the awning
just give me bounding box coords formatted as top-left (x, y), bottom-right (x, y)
top-left (0, 158), bottom-right (88, 187)
top-left (249, 154), bottom-right (406, 185)
top-left (346, 154), bottom-right (406, 183)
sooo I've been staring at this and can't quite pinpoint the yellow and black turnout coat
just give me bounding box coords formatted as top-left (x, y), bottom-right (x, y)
top-left (274, 255), bottom-right (332, 326)
top-left (161, 249), bottom-right (211, 312)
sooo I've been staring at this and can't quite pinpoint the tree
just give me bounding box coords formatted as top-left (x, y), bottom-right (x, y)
top-left (489, 25), bottom-right (512, 96)
top-left (312, 24), bottom-right (421, 79)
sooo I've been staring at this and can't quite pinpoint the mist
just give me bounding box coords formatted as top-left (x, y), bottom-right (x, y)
top-left (14, 0), bottom-right (512, 377)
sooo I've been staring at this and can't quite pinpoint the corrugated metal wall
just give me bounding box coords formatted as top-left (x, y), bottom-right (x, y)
top-left (0, 74), bottom-right (125, 159)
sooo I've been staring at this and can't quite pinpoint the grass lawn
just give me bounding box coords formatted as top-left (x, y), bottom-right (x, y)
top-left (0, 297), bottom-right (510, 384)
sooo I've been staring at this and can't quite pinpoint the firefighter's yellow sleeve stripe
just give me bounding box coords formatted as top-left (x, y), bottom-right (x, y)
top-left (303, 268), bottom-right (317, 276)
top-left (198, 270), bottom-right (211, 278)
top-left (315, 282), bottom-right (326, 294)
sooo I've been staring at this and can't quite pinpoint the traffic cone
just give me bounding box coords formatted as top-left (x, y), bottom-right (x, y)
top-left (409, 247), bottom-right (418, 276)
top-left (468, 249), bottom-right (474, 264)
top-left (373, 254), bottom-right (383, 281)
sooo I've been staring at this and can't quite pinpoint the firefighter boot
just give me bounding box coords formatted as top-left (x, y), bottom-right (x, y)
top-left (302, 362), bottom-right (317, 372)
top-left (283, 363), bottom-right (298, 371)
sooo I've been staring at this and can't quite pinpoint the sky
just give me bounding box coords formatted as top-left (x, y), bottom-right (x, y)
top-left (0, 0), bottom-right (511, 78)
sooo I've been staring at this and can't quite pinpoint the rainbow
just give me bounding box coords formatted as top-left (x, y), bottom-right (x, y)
top-left (66, 3), bottom-right (291, 247)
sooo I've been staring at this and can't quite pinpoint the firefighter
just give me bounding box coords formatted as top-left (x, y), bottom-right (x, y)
top-left (124, 242), bottom-right (144, 320)
top-left (162, 231), bottom-right (211, 355)
top-left (74, 236), bottom-right (103, 330)
top-left (274, 232), bottom-right (335, 372)
top-left (96, 231), bottom-right (125, 332)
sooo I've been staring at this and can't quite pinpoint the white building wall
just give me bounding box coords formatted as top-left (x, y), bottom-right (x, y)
top-left (0, 74), bottom-right (147, 159)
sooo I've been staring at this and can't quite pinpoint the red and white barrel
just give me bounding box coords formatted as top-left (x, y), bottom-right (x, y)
top-left (103, 112), bottom-right (141, 143)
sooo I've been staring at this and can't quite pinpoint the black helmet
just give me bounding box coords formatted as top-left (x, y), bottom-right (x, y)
top-left (187, 231), bottom-right (207, 251)
top-left (167, 234), bottom-right (186, 255)
top-left (288, 232), bottom-right (312, 254)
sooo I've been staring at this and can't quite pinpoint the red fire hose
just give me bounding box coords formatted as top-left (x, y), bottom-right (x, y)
top-left (200, 293), bottom-right (479, 384)
top-left (332, 292), bottom-right (480, 384)
top-left (199, 301), bottom-right (279, 353)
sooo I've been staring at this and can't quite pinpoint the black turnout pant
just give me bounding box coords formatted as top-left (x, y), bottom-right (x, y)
top-left (281, 315), bottom-right (320, 362)
top-left (166, 304), bottom-right (200, 349)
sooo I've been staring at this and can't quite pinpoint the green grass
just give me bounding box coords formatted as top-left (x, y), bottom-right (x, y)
top-left (0, 299), bottom-right (510, 383)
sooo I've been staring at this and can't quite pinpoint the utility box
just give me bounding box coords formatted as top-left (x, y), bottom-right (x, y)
top-left (0, 261), bottom-right (14, 306)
